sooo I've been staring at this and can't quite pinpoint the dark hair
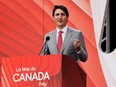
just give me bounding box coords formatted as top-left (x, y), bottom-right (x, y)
top-left (52, 5), bottom-right (69, 17)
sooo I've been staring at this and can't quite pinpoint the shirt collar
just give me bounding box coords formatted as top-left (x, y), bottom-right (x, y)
top-left (56, 26), bottom-right (68, 34)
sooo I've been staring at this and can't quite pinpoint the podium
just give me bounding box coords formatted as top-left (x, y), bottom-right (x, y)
top-left (1, 55), bottom-right (86, 87)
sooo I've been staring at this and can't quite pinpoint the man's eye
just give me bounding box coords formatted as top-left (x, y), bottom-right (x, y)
top-left (56, 14), bottom-right (59, 16)
top-left (61, 13), bottom-right (65, 16)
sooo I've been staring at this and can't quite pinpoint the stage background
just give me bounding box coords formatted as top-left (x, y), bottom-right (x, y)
top-left (0, 0), bottom-right (116, 87)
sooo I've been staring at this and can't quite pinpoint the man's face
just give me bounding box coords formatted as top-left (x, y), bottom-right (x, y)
top-left (53, 9), bottom-right (68, 29)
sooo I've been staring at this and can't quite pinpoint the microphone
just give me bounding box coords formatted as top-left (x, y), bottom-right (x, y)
top-left (46, 36), bottom-right (50, 41)
top-left (39, 36), bottom-right (50, 55)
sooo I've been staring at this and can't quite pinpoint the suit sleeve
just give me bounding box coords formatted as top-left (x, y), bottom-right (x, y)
top-left (76, 31), bottom-right (88, 62)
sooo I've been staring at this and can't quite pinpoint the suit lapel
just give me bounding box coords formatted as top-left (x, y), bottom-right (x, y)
top-left (52, 29), bottom-right (59, 53)
top-left (61, 27), bottom-right (73, 53)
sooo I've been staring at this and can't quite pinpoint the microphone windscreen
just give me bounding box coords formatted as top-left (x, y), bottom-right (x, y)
top-left (46, 36), bottom-right (50, 41)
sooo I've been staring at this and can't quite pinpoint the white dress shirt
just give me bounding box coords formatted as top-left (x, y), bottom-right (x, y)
top-left (56, 26), bottom-right (68, 43)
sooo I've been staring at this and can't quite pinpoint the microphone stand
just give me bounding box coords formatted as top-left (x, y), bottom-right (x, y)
top-left (39, 36), bottom-right (50, 55)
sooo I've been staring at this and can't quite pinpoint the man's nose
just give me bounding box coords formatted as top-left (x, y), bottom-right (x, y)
top-left (58, 15), bottom-right (62, 18)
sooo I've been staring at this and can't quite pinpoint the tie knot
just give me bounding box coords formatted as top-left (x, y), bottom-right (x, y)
top-left (59, 31), bottom-right (63, 34)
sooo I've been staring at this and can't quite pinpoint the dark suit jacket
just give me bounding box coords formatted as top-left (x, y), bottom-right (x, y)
top-left (41, 27), bottom-right (88, 62)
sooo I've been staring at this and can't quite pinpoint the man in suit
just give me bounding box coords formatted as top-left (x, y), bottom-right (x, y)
top-left (41, 5), bottom-right (88, 62)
